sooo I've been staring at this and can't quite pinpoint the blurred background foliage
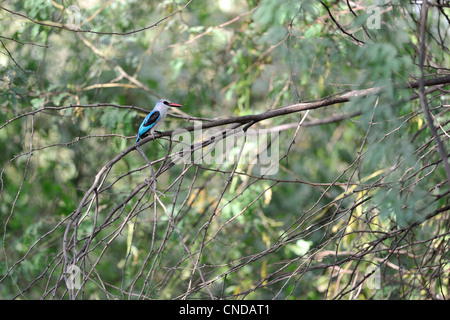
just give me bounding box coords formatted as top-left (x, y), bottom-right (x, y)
top-left (0, 0), bottom-right (449, 299)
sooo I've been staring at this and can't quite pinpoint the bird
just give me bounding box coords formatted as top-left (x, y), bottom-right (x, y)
top-left (135, 99), bottom-right (183, 143)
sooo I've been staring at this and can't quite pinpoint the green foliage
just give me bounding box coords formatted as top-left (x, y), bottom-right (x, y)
top-left (0, 0), bottom-right (449, 300)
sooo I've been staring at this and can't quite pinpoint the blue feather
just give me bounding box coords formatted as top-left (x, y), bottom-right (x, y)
top-left (135, 110), bottom-right (161, 143)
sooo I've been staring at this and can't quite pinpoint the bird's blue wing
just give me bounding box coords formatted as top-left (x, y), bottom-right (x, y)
top-left (135, 111), bottom-right (161, 143)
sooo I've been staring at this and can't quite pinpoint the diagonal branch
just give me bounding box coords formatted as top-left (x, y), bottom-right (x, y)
top-left (320, 1), bottom-right (365, 45)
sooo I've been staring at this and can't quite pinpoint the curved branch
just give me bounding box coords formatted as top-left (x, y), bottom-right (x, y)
top-left (0, 1), bottom-right (193, 36)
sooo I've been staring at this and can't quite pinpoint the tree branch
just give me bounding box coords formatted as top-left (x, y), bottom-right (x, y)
top-left (0, 2), bottom-right (193, 36)
top-left (417, 2), bottom-right (450, 186)
top-left (155, 75), bottom-right (450, 138)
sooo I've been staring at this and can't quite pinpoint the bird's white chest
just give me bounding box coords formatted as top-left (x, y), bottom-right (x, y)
top-left (150, 106), bottom-right (169, 133)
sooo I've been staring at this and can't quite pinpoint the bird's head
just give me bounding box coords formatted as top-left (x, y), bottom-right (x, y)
top-left (157, 99), bottom-right (183, 108)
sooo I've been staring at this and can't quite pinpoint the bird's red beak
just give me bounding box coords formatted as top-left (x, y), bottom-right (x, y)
top-left (169, 102), bottom-right (183, 108)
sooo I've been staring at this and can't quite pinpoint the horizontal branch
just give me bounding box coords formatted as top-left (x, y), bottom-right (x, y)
top-left (0, 1), bottom-right (192, 36)
top-left (152, 74), bottom-right (450, 139)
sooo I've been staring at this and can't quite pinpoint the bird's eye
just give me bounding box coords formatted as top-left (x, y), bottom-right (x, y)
top-left (163, 100), bottom-right (169, 105)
